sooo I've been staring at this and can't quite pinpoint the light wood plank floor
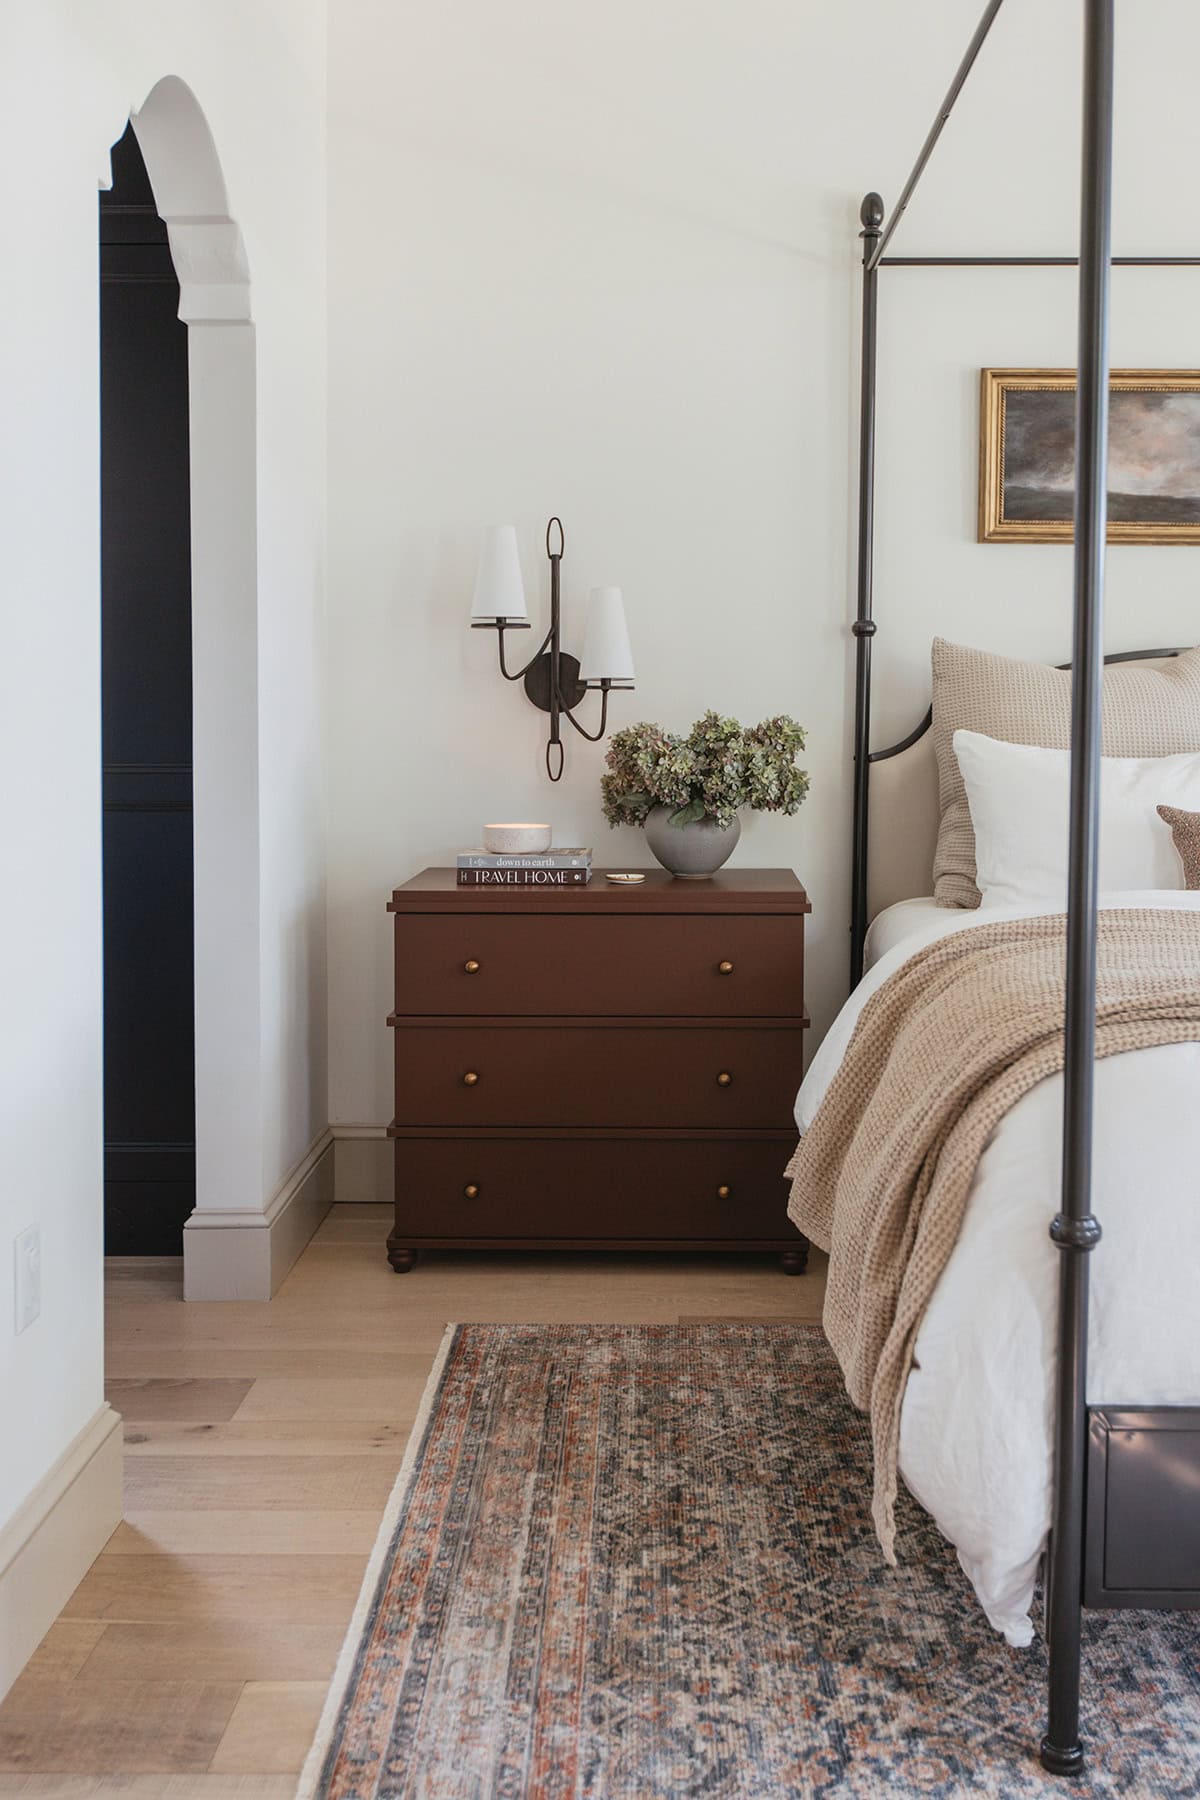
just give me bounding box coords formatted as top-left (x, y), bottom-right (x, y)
top-left (0, 1206), bottom-right (826, 1791)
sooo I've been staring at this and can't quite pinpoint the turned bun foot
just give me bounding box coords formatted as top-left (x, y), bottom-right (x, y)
top-left (388, 1246), bottom-right (417, 1273)
top-left (779, 1245), bottom-right (808, 1276)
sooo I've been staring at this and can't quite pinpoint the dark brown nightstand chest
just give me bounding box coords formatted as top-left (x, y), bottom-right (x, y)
top-left (385, 867), bottom-right (810, 1272)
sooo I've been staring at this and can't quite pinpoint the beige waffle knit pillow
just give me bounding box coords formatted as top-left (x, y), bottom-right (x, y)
top-left (932, 639), bottom-right (1200, 908)
top-left (1157, 805), bottom-right (1200, 889)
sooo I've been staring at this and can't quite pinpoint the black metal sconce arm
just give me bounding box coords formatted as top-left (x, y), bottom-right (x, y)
top-left (561, 683), bottom-right (612, 742)
top-left (495, 621), bottom-right (553, 683)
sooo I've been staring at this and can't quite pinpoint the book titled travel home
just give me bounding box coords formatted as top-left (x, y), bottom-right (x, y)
top-left (456, 867), bottom-right (591, 887)
top-left (456, 848), bottom-right (592, 871)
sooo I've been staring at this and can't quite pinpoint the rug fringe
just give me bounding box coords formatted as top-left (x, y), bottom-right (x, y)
top-left (294, 1321), bottom-right (462, 1800)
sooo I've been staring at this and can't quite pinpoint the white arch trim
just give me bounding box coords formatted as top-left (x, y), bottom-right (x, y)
top-left (107, 79), bottom-right (319, 1298)
top-left (131, 78), bottom-right (251, 322)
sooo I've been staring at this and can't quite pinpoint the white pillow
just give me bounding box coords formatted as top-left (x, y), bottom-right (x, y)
top-left (952, 729), bottom-right (1200, 907)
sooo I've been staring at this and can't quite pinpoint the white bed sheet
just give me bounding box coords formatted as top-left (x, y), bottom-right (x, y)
top-left (797, 890), bottom-right (1200, 1647)
top-left (862, 896), bottom-right (945, 968)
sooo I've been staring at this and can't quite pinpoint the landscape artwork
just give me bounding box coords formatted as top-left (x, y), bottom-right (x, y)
top-left (978, 369), bottom-right (1200, 543)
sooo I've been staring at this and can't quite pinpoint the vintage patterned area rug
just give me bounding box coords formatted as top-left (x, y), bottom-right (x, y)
top-left (297, 1324), bottom-right (1200, 1800)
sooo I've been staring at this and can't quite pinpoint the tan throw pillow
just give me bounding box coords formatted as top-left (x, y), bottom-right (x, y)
top-left (1157, 804), bottom-right (1200, 889)
top-left (932, 639), bottom-right (1200, 908)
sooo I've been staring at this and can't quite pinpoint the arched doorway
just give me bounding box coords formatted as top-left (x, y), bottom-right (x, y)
top-left (100, 121), bottom-right (195, 1252)
top-left (104, 78), bottom-right (264, 1296)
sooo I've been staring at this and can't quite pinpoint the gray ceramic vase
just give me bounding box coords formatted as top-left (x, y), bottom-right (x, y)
top-left (643, 806), bottom-right (741, 879)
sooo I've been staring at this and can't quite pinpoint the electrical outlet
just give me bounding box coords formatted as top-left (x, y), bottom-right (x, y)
top-left (14, 1226), bottom-right (41, 1334)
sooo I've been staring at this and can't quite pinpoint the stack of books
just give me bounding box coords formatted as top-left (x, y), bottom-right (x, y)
top-left (456, 847), bottom-right (593, 887)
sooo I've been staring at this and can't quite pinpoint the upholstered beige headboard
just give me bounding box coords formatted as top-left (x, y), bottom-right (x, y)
top-left (867, 728), bottom-right (940, 919)
top-left (864, 652), bottom-right (1182, 923)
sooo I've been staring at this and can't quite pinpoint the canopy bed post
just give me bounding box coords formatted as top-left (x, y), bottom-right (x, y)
top-left (1041, 0), bottom-right (1115, 1777)
top-left (850, 2), bottom-right (1007, 988)
top-left (850, 192), bottom-right (883, 988)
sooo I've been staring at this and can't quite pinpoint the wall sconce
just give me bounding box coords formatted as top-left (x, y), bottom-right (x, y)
top-left (470, 518), bottom-right (635, 781)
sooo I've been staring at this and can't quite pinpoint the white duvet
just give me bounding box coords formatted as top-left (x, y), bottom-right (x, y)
top-left (796, 890), bottom-right (1200, 1647)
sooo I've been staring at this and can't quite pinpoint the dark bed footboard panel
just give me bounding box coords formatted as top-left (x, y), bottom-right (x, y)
top-left (1084, 1408), bottom-right (1200, 1609)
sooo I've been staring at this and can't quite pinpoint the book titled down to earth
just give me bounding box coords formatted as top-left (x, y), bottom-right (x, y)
top-left (456, 848), bottom-right (592, 887)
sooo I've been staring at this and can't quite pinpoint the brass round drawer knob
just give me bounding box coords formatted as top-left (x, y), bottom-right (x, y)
top-left (463, 1183), bottom-right (480, 1200)
top-left (716, 1184), bottom-right (731, 1200)
top-left (464, 959), bottom-right (480, 974)
top-left (462, 1071), bottom-right (480, 1086)
top-left (716, 1071), bottom-right (732, 1088)
top-left (718, 960), bottom-right (734, 974)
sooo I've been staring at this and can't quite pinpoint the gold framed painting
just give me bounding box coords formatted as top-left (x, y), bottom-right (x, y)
top-left (978, 368), bottom-right (1200, 543)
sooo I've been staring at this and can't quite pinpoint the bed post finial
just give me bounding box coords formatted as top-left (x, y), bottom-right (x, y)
top-left (860, 192), bottom-right (885, 234)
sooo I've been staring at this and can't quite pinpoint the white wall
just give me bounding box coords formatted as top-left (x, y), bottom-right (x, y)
top-left (0, 2), bottom-right (326, 1531)
top-left (325, 0), bottom-right (1200, 1134)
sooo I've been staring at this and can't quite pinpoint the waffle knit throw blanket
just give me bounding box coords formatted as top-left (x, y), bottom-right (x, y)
top-left (786, 907), bottom-right (1200, 1561)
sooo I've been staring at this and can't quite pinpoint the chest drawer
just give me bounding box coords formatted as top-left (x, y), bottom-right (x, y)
top-left (394, 914), bottom-right (804, 1018)
top-left (392, 1024), bottom-right (804, 1130)
top-left (391, 1134), bottom-right (796, 1244)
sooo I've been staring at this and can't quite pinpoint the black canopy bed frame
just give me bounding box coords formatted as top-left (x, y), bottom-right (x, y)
top-left (846, 0), bottom-right (1200, 1777)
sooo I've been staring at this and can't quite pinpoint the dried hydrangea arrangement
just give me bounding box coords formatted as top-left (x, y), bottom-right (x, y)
top-left (601, 712), bottom-right (809, 831)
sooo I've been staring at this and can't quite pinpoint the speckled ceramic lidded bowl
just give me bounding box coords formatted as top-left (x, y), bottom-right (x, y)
top-left (643, 807), bottom-right (741, 878)
top-left (481, 823), bottom-right (552, 855)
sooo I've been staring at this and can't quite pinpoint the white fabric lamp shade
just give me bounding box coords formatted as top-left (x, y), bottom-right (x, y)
top-left (471, 525), bottom-right (529, 623)
top-left (579, 586), bottom-right (635, 687)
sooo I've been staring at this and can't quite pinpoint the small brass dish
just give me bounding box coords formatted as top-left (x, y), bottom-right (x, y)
top-left (605, 871), bottom-right (647, 885)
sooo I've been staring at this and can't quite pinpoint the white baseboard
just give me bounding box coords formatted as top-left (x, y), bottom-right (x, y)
top-left (332, 1126), bottom-right (390, 1204)
top-left (0, 1404), bottom-right (123, 1704)
top-left (183, 1131), bottom-right (335, 1300)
